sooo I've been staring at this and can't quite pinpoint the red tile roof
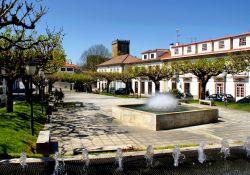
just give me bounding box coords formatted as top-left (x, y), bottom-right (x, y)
top-left (97, 54), bottom-right (142, 66)
top-left (64, 63), bottom-right (77, 68)
top-left (171, 32), bottom-right (250, 48)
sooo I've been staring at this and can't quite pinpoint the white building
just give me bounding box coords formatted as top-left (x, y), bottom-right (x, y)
top-left (97, 32), bottom-right (250, 101)
top-left (0, 69), bottom-right (6, 87)
top-left (97, 54), bottom-right (141, 91)
top-left (59, 63), bottom-right (77, 73)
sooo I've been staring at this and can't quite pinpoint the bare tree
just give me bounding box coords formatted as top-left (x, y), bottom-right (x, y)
top-left (80, 44), bottom-right (110, 71)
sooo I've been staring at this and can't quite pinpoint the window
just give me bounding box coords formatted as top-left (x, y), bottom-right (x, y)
top-left (135, 82), bottom-right (138, 93)
top-left (61, 68), bottom-right (65, 71)
top-left (143, 55), bottom-right (147, 59)
top-left (216, 83), bottom-right (224, 94)
top-left (172, 82), bottom-right (177, 90)
top-left (236, 83), bottom-right (245, 97)
top-left (202, 43), bottom-right (207, 51)
top-left (67, 68), bottom-right (73, 71)
top-left (150, 54), bottom-right (155, 59)
top-left (148, 82), bottom-right (152, 95)
top-left (184, 83), bottom-right (190, 94)
top-left (174, 48), bottom-right (179, 55)
top-left (187, 46), bottom-right (192, 53)
top-left (239, 37), bottom-right (246, 46)
top-left (219, 41), bottom-right (225, 49)
top-left (141, 82), bottom-right (145, 94)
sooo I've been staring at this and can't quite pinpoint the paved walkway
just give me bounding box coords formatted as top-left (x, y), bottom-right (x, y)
top-left (45, 92), bottom-right (250, 154)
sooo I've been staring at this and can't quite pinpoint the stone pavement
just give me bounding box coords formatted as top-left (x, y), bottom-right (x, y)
top-left (44, 92), bottom-right (250, 154)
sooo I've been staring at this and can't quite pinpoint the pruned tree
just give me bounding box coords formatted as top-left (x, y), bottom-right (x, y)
top-left (133, 64), bottom-right (174, 93)
top-left (46, 72), bottom-right (64, 93)
top-left (96, 72), bottom-right (118, 93)
top-left (0, 29), bottom-right (65, 112)
top-left (80, 44), bottom-right (110, 71)
top-left (0, 0), bottom-right (46, 51)
top-left (0, 32), bottom-right (39, 112)
top-left (173, 56), bottom-right (249, 100)
top-left (173, 59), bottom-right (226, 100)
top-left (226, 53), bottom-right (250, 74)
top-left (116, 67), bottom-right (135, 94)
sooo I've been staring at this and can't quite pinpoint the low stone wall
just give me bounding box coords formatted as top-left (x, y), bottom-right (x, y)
top-left (112, 104), bottom-right (218, 131)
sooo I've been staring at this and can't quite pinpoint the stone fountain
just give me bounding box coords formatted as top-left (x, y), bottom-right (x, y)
top-left (112, 93), bottom-right (218, 130)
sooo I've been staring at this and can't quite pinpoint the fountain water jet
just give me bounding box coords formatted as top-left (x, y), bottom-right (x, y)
top-left (20, 151), bottom-right (27, 169)
top-left (53, 152), bottom-right (67, 175)
top-left (198, 142), bottom-right (206, 163)
top-left (115, 148), bottom-right (123, 171)
top-left (145, 145), bottom-right (154, 167)
top-left (172, 145), bottom-right (185, 167)
top-left (220, 138), bottom-right (230, 160)
top-left (243, 136), bottom-right (250, 157)
top-left (145, 93), bottom-right (178, 111)
top-left (82, 148), bottom-right (90, 168)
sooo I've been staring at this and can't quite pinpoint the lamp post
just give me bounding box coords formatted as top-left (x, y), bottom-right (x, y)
top-left (39, 69), bottom-right (45, 113)
top-left (26, 60), bottom-right (36, 136)
top-left (222, 70), bottom-right (228, 107)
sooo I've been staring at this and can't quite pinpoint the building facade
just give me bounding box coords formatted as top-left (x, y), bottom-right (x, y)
top-left (0, 69), bottom-right (6, 87)
top-left (97, 32), bottom-right (250, 101)
top-left (59, 63), bottom-right (77, 73)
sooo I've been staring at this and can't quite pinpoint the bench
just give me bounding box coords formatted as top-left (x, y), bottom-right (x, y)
top-left (199, 99), bottom-right (214, 106)
top-left (36, 130), bottom-right (50, 155)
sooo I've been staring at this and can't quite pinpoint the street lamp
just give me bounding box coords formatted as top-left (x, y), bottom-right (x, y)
top-left (26, 60), bottom-right (36, 136)
top-left (222, 70), bottom-right (228, 106)
top-left (39, 69), bottom-right (45, 113)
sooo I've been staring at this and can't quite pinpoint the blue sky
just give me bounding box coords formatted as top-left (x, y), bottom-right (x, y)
top-left (36, 0), bottom-right (250, 64)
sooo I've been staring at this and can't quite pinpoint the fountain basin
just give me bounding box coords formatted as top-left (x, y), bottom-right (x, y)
top-left (112, 104), bottom-right (218, 130)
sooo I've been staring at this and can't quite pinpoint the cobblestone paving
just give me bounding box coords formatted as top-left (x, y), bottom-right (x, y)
top-left (45, 92), bottom-right (250, 154)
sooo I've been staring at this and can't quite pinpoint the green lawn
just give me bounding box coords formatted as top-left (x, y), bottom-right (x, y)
top-left (0, 101), bottom-right (46, 158)
top-left (183, 99), bottom-right (250, 112)
top-left (213, 101), bottom-right (250, 112)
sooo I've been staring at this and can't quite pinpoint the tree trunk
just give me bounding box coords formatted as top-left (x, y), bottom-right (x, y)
top-left (48, 82), bottom-right (53, 93)
top-left (6, 79), bottom-right (14, 113)
top-left (125, 81), bottom-right (130, 95)
top-left (200, 80), bottom-right (208, 100)
top-left (154, 81), bottom-right (160, 93)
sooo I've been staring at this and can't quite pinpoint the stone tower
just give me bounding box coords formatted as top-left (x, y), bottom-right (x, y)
top-left (112, 39), bottom-right (130, 57)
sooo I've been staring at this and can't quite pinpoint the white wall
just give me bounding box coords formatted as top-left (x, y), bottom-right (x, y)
top-left (97, 65), bottom-right (123, 73)
top-left (142, 54), bottom-right (148, 60)
top-left (59, 67), bottom-right (75, 73)
top-left (214, 39), bottom-right (231, 51)
top-left (170, 47), bottom-right (183, 56)
top-left (233, 36), bottom-right (250, 49)
top-left (197, 42), bottom-right (213, 53)
top-left (183, 45), bottom-right (196, 55)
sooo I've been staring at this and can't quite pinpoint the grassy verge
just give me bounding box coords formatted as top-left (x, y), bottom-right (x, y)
top-left (181, 99), bottom-right (250, 112)
top-left (0, 101), bottom-right (46, 159)
top-left (213, 101), bottom-right (250, 112)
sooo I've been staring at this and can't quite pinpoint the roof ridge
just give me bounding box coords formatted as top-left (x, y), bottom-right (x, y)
top-left (121, 54), bottom-right (129, 63)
